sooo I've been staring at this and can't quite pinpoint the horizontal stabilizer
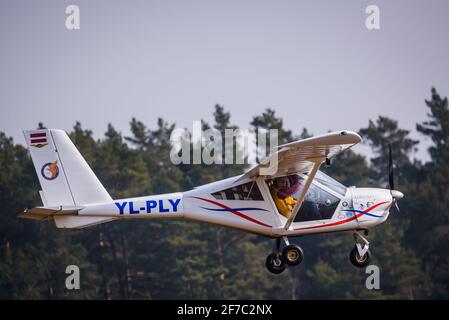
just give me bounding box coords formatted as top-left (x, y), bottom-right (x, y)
top-left (18, 206), bottom-right (84, 221)
top-left (19, 206), bottom-right (118, 228)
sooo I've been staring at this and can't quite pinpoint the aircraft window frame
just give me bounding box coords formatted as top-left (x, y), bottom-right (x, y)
top-left (302, 171), bottom-right (347, 197)
top-left (211, 181), bottom-right (264, 201)
top-left (266, 173), bottom-right (345, 222)
top-left (293, 182), bottom-right (342, 222)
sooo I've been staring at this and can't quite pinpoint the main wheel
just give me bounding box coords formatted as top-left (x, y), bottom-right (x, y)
top-left (282, 244), bottom-right (304, 266)
top-left (265, 253), bottom-right (286, 274)
top-left (349, 247), bottom-right (371, 268)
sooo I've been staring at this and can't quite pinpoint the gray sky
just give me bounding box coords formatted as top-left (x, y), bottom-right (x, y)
top-left (1, 0), bottom-right (448, 162)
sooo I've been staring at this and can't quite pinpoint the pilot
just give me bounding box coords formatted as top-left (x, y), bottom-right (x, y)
top-left (270, 175), bottom-right (302, 219)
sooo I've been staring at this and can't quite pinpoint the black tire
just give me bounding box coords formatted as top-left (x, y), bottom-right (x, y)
top-left (265, 253), bottom-right (286, 274)
top-left (282, 244), bottom-right (304, 266)
top-left (349, 246), bottom-right (371, 268)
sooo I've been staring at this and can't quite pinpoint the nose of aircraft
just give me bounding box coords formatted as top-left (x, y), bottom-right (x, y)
top-left (391, 190), bottom-right (404, 200)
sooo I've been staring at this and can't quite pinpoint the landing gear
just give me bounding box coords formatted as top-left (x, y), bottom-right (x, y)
top-left (266, 237), bottom-right (303, 274)
top-left (282, 244), bottom-right (304, 266)
top-left (349, 247), bottom-right (371, 267)
top-left (265, 253), bottom-right (286, 274)
top-left (349, 230), bottom-right (371, 268)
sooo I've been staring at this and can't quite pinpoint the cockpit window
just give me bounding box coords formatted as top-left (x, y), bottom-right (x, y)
top-left (294, 184), bottom-right (340, 222)
top-left (267, 174), bottom-right (341, 221)
top-left (212, 181), bottom-right (264, 201)
top-left (307, 171), bottom-right (347, 196)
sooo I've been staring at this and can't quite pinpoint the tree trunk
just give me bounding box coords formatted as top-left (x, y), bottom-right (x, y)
top-left (108, 234), bottom-right (126, 299)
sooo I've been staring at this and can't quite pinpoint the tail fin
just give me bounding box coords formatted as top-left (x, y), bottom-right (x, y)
top-left (22, 129), bottom-right (116, 228)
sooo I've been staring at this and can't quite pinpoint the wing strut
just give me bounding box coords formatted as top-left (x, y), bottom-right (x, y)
top-left (284, 158), bottom-right (323, 230)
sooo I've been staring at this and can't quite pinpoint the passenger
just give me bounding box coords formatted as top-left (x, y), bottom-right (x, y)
top-left (270, 176), bottom-right (302, 219)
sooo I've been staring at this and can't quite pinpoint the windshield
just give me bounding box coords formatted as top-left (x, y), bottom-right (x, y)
top-left (308, 170), bottom-right (347, 196)
top-left (267, 174), bottom-right (342, 222)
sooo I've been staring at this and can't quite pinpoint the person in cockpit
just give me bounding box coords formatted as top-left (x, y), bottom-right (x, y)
top-left (269, 175), bottom-right (301, 219)
top-left (269, 175), bottom-right (322, 221)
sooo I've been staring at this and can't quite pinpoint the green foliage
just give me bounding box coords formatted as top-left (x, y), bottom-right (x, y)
top-left (0, 89), bottom-right (448, 299)
top-left (359, 116), bottom-right (419, 185)
top-left (250, 108), bottom-right (295, 144)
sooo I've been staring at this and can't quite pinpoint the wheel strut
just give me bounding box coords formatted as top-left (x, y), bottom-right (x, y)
top-left (275, 238), bottom-right (281, 258)
top-left (282, 236), bottom-right (290, 246)
top-left (353, 230), bottom-right (370, 247)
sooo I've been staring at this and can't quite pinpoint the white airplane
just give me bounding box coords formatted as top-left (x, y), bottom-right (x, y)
top-left (19, 129), bottom-right (404, 274)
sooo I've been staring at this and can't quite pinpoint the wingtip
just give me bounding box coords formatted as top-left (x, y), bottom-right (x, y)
top-left (339, 130), bottom-right (362, 143)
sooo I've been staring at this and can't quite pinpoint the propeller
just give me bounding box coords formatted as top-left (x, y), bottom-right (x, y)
top-left (388, 143), bottom-right (394, 191)
top-left (388, 143), bottom-right (403, 212)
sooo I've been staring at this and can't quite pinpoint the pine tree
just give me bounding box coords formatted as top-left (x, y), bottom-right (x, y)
top-left (359, 116), bottom-right (429, 299)
top-left (413, 87), bottom-right (449, 298)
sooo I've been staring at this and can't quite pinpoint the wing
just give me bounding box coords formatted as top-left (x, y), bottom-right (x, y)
top-left (237, 130), bottom-right (361, 181)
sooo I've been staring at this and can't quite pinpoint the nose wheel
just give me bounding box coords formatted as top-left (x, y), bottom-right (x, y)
top-left (349, 230), bottom-right (371, 268)
top-left (266, 237), bottom-right (304, 274)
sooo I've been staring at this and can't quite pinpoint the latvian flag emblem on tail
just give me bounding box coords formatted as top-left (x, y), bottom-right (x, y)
top-left (30, 132), bottom-right (48, 148)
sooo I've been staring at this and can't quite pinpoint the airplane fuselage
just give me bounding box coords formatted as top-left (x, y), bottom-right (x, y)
top-left (77, 174), bottom-right (394, 238)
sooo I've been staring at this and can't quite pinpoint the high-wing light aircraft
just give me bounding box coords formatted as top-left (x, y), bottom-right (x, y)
top-left (20, 129), bottom-right (403, 274)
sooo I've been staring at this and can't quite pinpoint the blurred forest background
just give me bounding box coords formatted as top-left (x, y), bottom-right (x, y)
top-left (0, 87), bottom-right (448, 299)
